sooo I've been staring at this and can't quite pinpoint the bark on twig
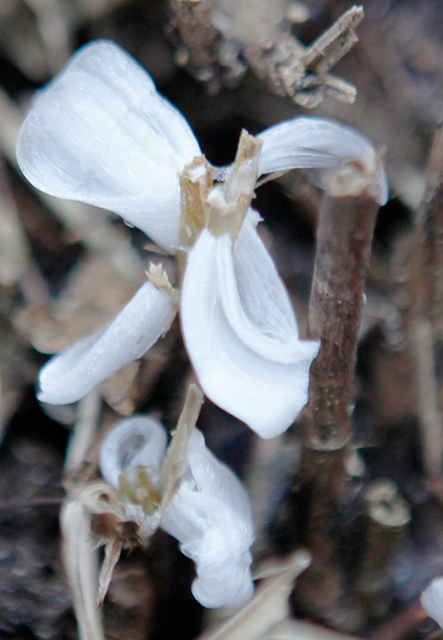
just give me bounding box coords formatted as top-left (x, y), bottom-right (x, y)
top-left (305, 160), bottom-right (381, 452)
top-left (294, 157), bottom-right (382, 629)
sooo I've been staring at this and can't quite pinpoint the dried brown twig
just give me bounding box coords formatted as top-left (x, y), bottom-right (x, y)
top-left (355, 480), bottom-right (410, 618)
top-left (293, 155), bottom-right (384, 629)
top-left (169, 1), bottom-right (363, 107)
top-left (245, 5), bottom-right (363, 108)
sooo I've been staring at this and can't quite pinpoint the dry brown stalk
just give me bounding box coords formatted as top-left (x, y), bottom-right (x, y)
top-left (372, 601), bottom-right (427, 640)
top-left (301, 6), bottom-right (363, 74)
top-left (306, 159), bottom-right (382, 452)
top-left (294, 156), bottom-right (383, 629)
top-left (355, 480), bottom-right (411, 618)
top-left (244, 6), bottom-right (363, 108)
top-left (170, 2), bottom-right (363, 107)
top-left (406, 116), bottom-right (443, 478)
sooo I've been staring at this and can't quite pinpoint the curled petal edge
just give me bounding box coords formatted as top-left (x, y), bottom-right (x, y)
top-left (181, 220), bottom-right (319, 438)
top-left (258, 116), bottom-right (388, 205)
top-left (38, 280), bottom-right (177, 405)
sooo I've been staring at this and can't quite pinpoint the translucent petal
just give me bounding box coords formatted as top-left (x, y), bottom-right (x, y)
top-left (421, 578), bottom-right (443, 629)
top-left (258, 116), bottom-right (388, 205)
top-left (181, 214), bottom-right (320, 438)
top-left (16, 40), bottom-right (201, 251)
top-left (38, 280), bottom-right (176, 404)
top-left (99, 416), bottom-right (168, 488)
top-left (161, 430), bottom-right (255, 608)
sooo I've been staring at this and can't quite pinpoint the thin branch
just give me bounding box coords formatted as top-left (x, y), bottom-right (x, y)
top-left (244, 6), bottom-right (363, 108)
top-left (64, 389), bottom-right (102, 474)
top-left (294, 155), bottom-right (383, 627)
top-left (305, 158), bottom-right (382, 452)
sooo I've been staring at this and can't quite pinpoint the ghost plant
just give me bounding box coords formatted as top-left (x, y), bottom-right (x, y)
top-left (16, 39), bottom-right (388, 439)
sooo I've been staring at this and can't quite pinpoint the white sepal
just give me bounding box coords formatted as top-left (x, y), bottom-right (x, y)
top-left (258, 117), bottom-right (388, 205)
top-left (161, 430), bottom-right (255, 609)
top-left (99, 415), bottom-right (168, 488)
top-left (38, 279), bottom-right (177, 405)
top-left (180, 213), bottom-right (320, 439)
top-left (16, 40), bottom-right (201, 252)
top-left (421, 577), bottom-right (443, 628)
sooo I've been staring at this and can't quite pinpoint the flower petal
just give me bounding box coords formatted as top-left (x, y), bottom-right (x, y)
top-left (161, 430), bottom-right (255, 608)
top-left (180, 213), bottom-right (319, 438)
top-left (99, 416), bottom-right (168, 488)
top-left (258, 117), bottom-right (388, 205)
top-left (421, 578), bottom-right (443, 629)
top-left (38, 280), bottom-right (177, 404)
top-left (16, 40), bottom-right (201, 251)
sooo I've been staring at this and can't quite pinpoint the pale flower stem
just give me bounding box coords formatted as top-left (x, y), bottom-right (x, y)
top-left (294, 156), bottom-right (382, 628)
top-left (61, 499), bottom-right (105, 640)
top-left (159, 382), bottom-right (204, 510)
top-left (196, 550), bottom-right (311, 640)
top-left (64, 389), bottom-right (102, 474)
top-left (179, 155), bottom-right (213, 248)
top-left (207, 130), bottom-right (263, 243)
top-left (261, 619), bottom-right (363, 640)
top-left (97, 537), bottom-right (123, 608)
top-left (61, 483), bottom-right (127, 639)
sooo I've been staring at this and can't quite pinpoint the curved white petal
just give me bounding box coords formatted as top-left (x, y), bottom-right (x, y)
top-left (16, 40), bottom-right (201, 251)
top-left (38, 280), bottom-right (177, 405)
top-left (99, 416), bottom-right (168, 488)
top-left (421, 578), bottom-right (443, 629)
top-left (181, 214), bottom-right (320, 438)
top-left (161, 430), bottom-right (255, 609)
top-left (258, 117), bottom-right (388, 205)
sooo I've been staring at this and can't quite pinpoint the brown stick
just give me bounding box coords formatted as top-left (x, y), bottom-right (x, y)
top-left (355, 480), bottom-right (411, 618)
top-left (305, 160), bottom-right (381, 452)
top-left (409, 119), bottom-right (443, 339)
top-left (294, 157), bottom-right (382, 629)
top-left (406, 117), bottom-right (443, 478)
top-left (244, 6), bottom-right (362, 109)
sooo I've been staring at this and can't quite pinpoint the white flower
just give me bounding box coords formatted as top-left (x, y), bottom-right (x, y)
top-left (98, 414), bottom-right (255, 609)
top-left (16, 39), bottom-right (388, 439)
top-left (421, 577), bottom-right (443, 629)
